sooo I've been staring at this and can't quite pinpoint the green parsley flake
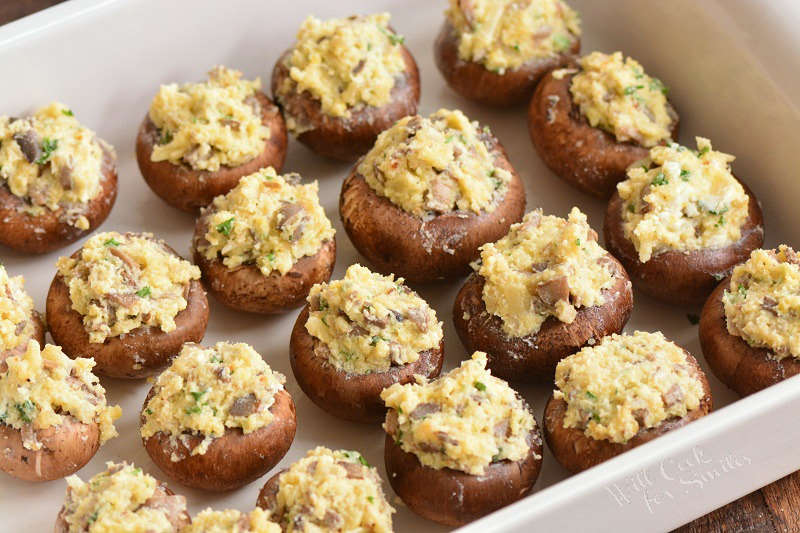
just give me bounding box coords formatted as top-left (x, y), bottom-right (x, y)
top-left (136, 286), bottom-right (151, 298)
top-left (216, 217), bottom-right (235, 236)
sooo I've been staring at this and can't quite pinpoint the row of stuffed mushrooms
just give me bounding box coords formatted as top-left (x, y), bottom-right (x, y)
top-left (1, 1), bottom-right (798, 531)
top-left (0, 192), bottom-right (793, 529)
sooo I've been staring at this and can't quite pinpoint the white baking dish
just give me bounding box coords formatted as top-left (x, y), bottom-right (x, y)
top-left (1, 0), bottom-right (799, 531)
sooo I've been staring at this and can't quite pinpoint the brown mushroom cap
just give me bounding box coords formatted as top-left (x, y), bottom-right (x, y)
top-left (289, 306), bottom-right (444, 423)
top-left (339, 141), bottom-right (525, 283)
top-left (192, 217), bottom-right (336, 314)
top-left (604, 178), bottom-right (764, 306)
top-left (55, 483), bottom-right (190, 532)
top-left (0, 415), bottom-right (100, 482)
top-left (528, 67), bottom-right (680, 199)
top-left (255, 468), bottom-right (285, 511)
top-left (142, 388), bottom-right (296, 492)
top-left (544, 350), bottom-right (713, 473)
top-left (0, 146), bottom-right (117, 254)
top-left (700, 276), bottom-right (800, 396)
top-left (270, 44), bottom-right (420, 162)
top-left (46, 239), bottom-right (209, 378)
top-left (453, 253), bottom-right (633, 382)
top-left (136, 91), bottom-right (288, 214)
top-left (434, 20), bottom-right (580, 107)
top-left (47, 275), bottom-right (208, 378)
top-left (383, 407), bottom-right (543, 526)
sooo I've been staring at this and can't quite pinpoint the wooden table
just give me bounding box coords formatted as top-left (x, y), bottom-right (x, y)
top-left (3, 1), bottom-right (799, 532)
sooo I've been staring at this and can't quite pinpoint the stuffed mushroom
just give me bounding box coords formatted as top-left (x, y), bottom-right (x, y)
top-left (46, 231), bottom-right (209, 378)
top-left (272, 13), bottom-right (420, 161)
top-left (435, 0), bottom-right (581, 106)
top-left (381, 351), bottom-right (542, 526)
top-left (528, 51), bottom-right (679, 198)
top-left (0, 102), bottom-right (117, 253)
top-left (55, 462), bottom-right (190, 532)
top-left (544, 331), bottom-right (712, 473)
top-left (257, 446), bottom-right (395, 531)
top-left (192, 167), bottom-right (336, 314)
top-left (185, 508), bottom-right (280, 533)
top-left (700, 246), bottom-right (800, 396)
top-left (454, 207), bottom-right (633, 382)
top-left (340, 109), bottom-right (525, 282)
top-left (0, 341), bottom-right (120, 481)
top-left (136, 66), bottom-right (287, 213)
top-left (0, 265), bottom-right (45, 360)
top-left (604, 137), bottom-right (764, 306)
top-left (290, 264), bottom-right (444, 423)
top-left (140, 341), bottom-right (296, 491)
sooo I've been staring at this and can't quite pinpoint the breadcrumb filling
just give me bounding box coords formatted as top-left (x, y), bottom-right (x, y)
top-left (305, 264), bottom-right (442, 374)
top-left (618, 137), bottom-right (750, 262)
top-left (555, 331), bottom-right (704, 443)
top-left (723, 246), bottom-right (800, 360)
top-left (478, 207), bottom-right (613, 337)
top-left (381, 351), bottom-right (536, 475)
top-left (447, 0), bottom-right (580, 73)
top-left (198, 167), bottom-right (334, 276)
top-left (149, 66), bottom-right (269, 172)
top-left (140, 342), bottom-right (285, 459)
top-left (358, 109), bottom-right (511, 217)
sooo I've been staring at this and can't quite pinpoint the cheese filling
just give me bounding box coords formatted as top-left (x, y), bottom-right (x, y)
top-left (358, 109), bottom-right (511, 217)
top-left (618, 137), bottom-right (750, 263)
top-left (56, 231), bottom-right (201, 344)
top-left (477, 207), bottom-right (614, 337)
top-left (554, 331), bottom-right (704, 444)
top-left (278, 13), bottom-right (407, 120)
top-left (197, 168), bottom-right (334, 276)
top-left (63, 462), bottom-right (188, 533)
top-left (0, 102), bottom-right (108, 229)
top-left (268, 447), bottom-right (395, 533)
top-left (140, 342), bottom-right (286, 459)
top-left (305, 264), bottom-right (442, 374)
top-left (148, 66), bottom-right (269, 172)
top-left (185, 508), bottom-right (280, 533)
top-left (0, 341), bottom-right (120, 450)
top-left (446, 0), bottom-right (581, 73)
top-left (0, 265), bottom-right (36, 354)
top-left (568, 51), bottom-right (673, 148)
top-left (381, 351), bottom-right (537, 475)
top-left (723, 246), bottom-right (800, 360)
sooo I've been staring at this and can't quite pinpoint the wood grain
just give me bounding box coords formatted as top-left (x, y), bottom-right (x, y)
top-left (674, 471), bottom-right (800, 533)
top-left (2, 1), bottom-right (799, 532)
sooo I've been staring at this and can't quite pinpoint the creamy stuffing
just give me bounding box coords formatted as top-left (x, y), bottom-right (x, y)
top-left (618, 137), bottom-right (750, 262)
top-left (184, 508), bottom-right (280, 533)
top-left (148, 66), bottom-right (269, 172)
top-left (723, 246), bottom-right (800, 360)
top-left (305, 264), bottom-right (442, 374)
top-left (62, 462), bottom-right (188, 533)
top-left (446, 0), bottom-right (580, 73)
top-left (381, 351), bottom-right (537, 475)
top-left (358, 109), bottom-right (511, 217)
top-left (279, 13), bottom-right (407, 120)
top-left (266, 447), bottom-right (394, 533)
top-left (0, 265), bottom-right (36, 354)
top-left (197, 168), bottom-right (334, 276)
top-left (477, 208), bottom-right (614, 337)
top-left (0, 341), bottom-right (120, 450)
top-left (566, 51), bottom-right (673, 148)
top-left (141, 342), bottom-right (285, 459)
top-left (554, 331), bottom-right (704, 443)
top-left (0, 102), bottom-right (110, 229)
top-left (57, 232), bottom-right (200, 344)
